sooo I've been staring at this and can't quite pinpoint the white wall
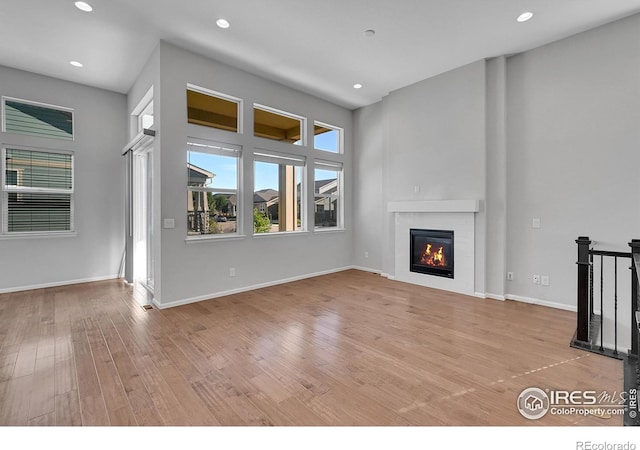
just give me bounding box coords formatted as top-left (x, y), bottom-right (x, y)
top-left (506, 13), bottom-right (640, 311)
top-left (0, 66), bottom-right (127, 292)
top-left (154, 42), bottom-right (353, 306)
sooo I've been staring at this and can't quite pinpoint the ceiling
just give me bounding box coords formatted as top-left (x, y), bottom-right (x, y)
top-left (2, 0), bottom-right (640, 110)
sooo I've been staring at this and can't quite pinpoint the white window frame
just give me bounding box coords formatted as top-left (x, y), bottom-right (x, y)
top-left (187, 84), bottom-right (243, 135)
top-left (313, 121), bottom-right (343, 154)
top-left (253, 149), bottom-right (307, 236)
top-left (2, 96), bottom-right (75, 141)
top-left (1, 145), bottom-right (75, 238)
top-left (253, 104), bottom-right (306, 147)
top-left (186, 138), bottom-right (242, 241)
top-left (314, 160), bottom-right (344, 231)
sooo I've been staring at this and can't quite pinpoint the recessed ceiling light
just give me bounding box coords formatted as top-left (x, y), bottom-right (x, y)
top-left (517, 11), bottom-right (534, 22)
top-left (216, 18), bottom-right (230, 29)
top-left (70, 61), bottom-right (84, 67)
top-left (74, 1), bottom-right (93, 12)
top-left (353, 83), bottom-right (363, 89)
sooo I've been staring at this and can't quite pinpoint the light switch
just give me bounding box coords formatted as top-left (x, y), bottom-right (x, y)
top-left (532, 218), bottom-right (541, 229)
top-left (163, 218), bottom-right (175, 229)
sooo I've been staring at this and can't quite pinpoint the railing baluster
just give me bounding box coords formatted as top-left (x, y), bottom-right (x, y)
top-left (590, 252), bottom-right (594, 321)
top-left (614, 256), bottom-right (618, 356)
top-left (600, 254), bottom-right (604, 352)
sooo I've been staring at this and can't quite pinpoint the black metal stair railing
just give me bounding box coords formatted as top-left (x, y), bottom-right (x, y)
top-left (573, 237), bottom-right (640, 426)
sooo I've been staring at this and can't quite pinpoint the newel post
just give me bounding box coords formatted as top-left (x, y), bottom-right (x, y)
top-left (576, 236), bottom-right (591, 343)
top-left (629, 239), bottom-right (640, 357)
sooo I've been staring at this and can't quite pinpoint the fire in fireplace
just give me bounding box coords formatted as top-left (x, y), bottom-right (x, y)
top-left (410, 229), bottom-right (454, 278)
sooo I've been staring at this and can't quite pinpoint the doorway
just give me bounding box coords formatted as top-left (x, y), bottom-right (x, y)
top-left (132, 143), bottom-right (154, 291)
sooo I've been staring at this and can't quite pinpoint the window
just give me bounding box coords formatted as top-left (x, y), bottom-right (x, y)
top-left (2, 97), bottom-right (74, 140)
top-left (2, 147), bottom-right (74, 234)
top-left (187, 86), bottom-right (240, 133)
top-left (187, 139), bottom-right (240, 236)
top-left (314, 161), bottom-right (342, 229)
top-left (314, 122), bottom-right (342, 153)
top-left (254, 105), bottom-right (304, 145)
top-left (138, 100), bottom-right (154, 132)
top-left (254, 151), bottom-right (305, 234)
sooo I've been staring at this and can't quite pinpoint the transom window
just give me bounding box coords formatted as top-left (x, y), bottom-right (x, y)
top-left (253, 105), bottom-right (304, 145)
top-left (187, 86), bottom-right (241, 133)
top-left (2, 97), bottom-right (74, 140)
top-left (314, 122), bottom-right (342, 154)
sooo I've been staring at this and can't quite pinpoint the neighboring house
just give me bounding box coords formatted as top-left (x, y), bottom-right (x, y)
top-left (187, 163), bottom-right (214, 234)
top-left (253, 189), bottom-right (278, 215)
top-left (314, 178), bottom-right (337, 227)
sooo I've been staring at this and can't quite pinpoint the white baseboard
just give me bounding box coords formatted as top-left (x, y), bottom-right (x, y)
top-left (0, 274), bottom-right (121, 295)
top-left (505, 294), bottom-right (576, 312)
top-left (154, 266), bottom-right (355, 309)
top-left (351, 265), bottom-right (382, 275)
top-left (485, 293), bottom-right (506, 301)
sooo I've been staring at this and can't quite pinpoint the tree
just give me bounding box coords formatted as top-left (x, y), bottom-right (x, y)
top-left (209, 193), bottom-right (230, 215)
top-left (253, 208), bottom-right (271, 233)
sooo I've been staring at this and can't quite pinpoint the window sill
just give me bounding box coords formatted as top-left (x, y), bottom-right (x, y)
top-left (185, 234), bottom-right (247, 244)
top-left (0, 231), bottom-right (77, 240)
top-left (314, 227), bottom-right (346, 234)
top-left (253, 230), bottom-right (309, 239)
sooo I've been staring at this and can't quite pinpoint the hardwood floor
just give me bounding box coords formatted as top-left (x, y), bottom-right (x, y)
top-left (0, 270), bottom-right (623, 426)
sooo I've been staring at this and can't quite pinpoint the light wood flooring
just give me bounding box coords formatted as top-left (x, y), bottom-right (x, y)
top-left (0, 269), bottom-right (623, 426)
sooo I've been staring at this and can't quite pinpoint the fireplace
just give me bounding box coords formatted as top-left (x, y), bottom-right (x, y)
top-left (410, 228), bottom-right (454, 278)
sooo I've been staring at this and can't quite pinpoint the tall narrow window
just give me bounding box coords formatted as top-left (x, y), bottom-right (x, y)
top-left (2, 147), bottom-right (74, 234)
top-left (186, 139), bottom-right (240, 237)
top-left (314, 122), bottom-right (342, 154)
top-left (2, 97), bottom-right (74, 140)
top-left (253, 151), bottom-right (305, 234)
top-left (314, 161), bottom-right (342, 229)
top-left (187, 86), bottom-right (240, 133)
top-left (253, 105), bottom-right (304, 145)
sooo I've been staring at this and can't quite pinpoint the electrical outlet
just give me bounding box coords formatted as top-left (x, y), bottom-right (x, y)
top-left (507, 272), bottom-right (514, 281)
top-left (533, 274), bottom-right (540, 285)
top-left (414, 185), bottom-right (420, 193)
top-left (541, 275), bottom-right (549, 286)
top-left (532, 218), bottom-right (541, 229)
top-left (229, 267), bottom-right (236, 277)
top-left (364, 251), bottom-right (369, 258)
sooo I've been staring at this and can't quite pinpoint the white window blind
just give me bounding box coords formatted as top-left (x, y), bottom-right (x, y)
top-left (2, 148), bottom-right (73, 233)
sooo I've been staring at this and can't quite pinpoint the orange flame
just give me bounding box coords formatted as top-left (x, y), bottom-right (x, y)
top-left (420, 243), bottom-right (447, 267)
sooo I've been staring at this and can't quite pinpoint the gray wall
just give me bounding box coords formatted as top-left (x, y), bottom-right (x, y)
top-left (0, 65), bottom-right (127, 292)
top-left (353, 101), bottom-right (384, 271)
top-left (355, 60), bottom-right (489, 293)
top-left (352, 13), bottom-right (640, 316)
top-left (154, 42), bottom-right (353, 306)
top-left (506, 13), bottom-right (640, 309)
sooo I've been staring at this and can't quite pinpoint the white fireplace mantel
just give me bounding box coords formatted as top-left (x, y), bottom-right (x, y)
top-left (387, 200), bottom-right (479, 214)
top-left (389, 200), bottom-right (478, 296)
